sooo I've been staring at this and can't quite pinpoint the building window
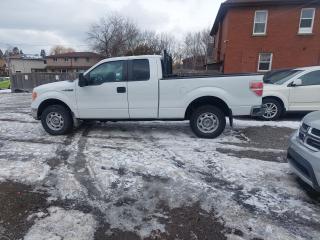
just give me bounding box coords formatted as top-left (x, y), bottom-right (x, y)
top-left (253, 10), bottom-right (268, 35)
top-left (74, 57), bottom-right (78, 62)
top-left (86, 57), bottom-right (90, 62)
top-left (65, 58), bottom-right (69, 62)
top-left (258, 53), bottom-right (273, 72)
top-left (299, 8), bottom-right (315, 34)
top-left (53, 58), bottom-right (57, 62)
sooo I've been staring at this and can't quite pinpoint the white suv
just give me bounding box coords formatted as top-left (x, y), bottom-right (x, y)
top-left (262, 66), bottom-right (320, 121)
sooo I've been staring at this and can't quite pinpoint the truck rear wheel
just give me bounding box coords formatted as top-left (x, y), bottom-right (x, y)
top-left (190, 105), bottom-right (226, 139)
top-left (41, 105), bottom-right (73, 135)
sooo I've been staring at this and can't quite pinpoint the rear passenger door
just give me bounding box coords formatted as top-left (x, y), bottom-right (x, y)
top-left (289, 70), bottom-right (320, 111)
top-left (127, 58), bottom-right (159, 119)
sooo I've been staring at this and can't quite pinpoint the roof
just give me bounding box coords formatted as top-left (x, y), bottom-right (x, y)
top-left (211, 0), bottom-right (320, 35)
top-left (295, 66), bottom-right (320, 71)
top-left (9, 54), bottom-right (43, 60)
top-left (47, 52), bottom-right (103, 59)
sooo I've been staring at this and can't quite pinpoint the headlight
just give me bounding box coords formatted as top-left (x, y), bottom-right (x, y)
top-left (32, 91), bottom-right (37, 101)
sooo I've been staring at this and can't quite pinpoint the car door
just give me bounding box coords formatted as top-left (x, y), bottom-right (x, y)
top-left (76, 60), bottom-right (129, 119)
top-left (289, 70), bottom-right (320, 111)
top-left (127, 58), bottom-right (158, 118)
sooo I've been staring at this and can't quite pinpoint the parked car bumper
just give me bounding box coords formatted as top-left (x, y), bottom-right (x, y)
top-left (250, 105), bottom-right (266, 117)
top-left (288, 132), bottom-right (320, 191)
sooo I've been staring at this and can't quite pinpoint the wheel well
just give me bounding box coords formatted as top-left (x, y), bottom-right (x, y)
top-left (185, 96), bottom-right (230, 120)
top-left (263, 96), bottom-right (286, 111)
top-left (38, 99), bottom-right (72, 119)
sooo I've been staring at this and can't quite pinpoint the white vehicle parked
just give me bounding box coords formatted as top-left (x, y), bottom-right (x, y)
top-left (31, 54), bottom-right (264, 138)
top-left (262, 66), bottom-right (320, 121)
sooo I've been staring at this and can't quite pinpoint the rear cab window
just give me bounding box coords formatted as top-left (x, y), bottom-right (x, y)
top-left (129, 59), bottom-right (150, 81)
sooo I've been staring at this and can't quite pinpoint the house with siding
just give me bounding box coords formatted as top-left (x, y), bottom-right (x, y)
top-left (8, 55), bottom-right (47, 74)
top-left (210, 0), bottom-right (320, 73)
top-left (46, 52), bottom-right (103, 73)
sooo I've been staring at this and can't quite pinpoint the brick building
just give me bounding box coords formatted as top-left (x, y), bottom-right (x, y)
top-left (211, 0), bottom-right (320, 73)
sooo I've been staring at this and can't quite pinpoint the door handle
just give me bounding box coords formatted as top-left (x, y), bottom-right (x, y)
top-left (117, 87), bottom-right (126, 93)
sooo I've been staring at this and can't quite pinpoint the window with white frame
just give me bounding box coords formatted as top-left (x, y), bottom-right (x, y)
top-left (253, 10), bottom-right (268, 35)
top-left (258, 53), bottom-right (273, 72)
top-left (299, 8), bottom-right (315, 34)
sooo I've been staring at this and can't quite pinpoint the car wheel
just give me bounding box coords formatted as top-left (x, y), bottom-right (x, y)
top-left (261, 98), bottom-right (283, 121)
top-left (41, 105), bottom-right (73, 135)
top-left (190, 105), bottom-right (226, 139)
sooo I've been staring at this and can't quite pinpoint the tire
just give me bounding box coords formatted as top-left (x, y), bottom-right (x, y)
top-left (190, 105), bottom-right (226, 139)
top-left (261, 98), bottom-right (284, 121)
top-left (41, 105), bottom-right (73, 135)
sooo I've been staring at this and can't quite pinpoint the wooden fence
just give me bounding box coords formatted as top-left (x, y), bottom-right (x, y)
top-left (10, 73), bottom-right (79, 92)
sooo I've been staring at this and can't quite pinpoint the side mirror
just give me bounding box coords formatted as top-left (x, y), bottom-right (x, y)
top-left (291, 79), bottom-right (302, 87)
top-left (78, 73), bottom-right (87, 87)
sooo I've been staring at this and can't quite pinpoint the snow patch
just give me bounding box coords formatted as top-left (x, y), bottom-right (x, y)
top-left (0, 159), bottom-right (50, 184)
top-left (234, 119), bottom-right (300, 129)
top-left (0, 89), bottom-right (11, 93)
top-left (25, 207), bottom-right (97, 240)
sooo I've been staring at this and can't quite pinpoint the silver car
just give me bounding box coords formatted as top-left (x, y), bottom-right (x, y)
top-left (288, 111), bottom-right (320, 191)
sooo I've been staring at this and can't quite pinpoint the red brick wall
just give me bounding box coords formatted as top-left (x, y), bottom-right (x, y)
top-left (216, 5), bottom-right (320, 73)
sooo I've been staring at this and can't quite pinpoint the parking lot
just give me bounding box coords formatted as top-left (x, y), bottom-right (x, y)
top-left (0, 93), bottom-right (319, 240)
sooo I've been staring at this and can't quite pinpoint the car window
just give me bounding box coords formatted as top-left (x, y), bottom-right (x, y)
top-left (299, 70), bottom-right (320, 86)
top-left (87, 61), bottom-right (124, 85)
top-left (264, 70), bottom-right (302, 85)
top-left (131, 59), bottom-right (150, 81)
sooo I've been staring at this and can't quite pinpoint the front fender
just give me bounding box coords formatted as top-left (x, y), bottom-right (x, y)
top-left (32, 91), bottom-right (78, 117)
top-left (263, 92), bottom-right (289, 110)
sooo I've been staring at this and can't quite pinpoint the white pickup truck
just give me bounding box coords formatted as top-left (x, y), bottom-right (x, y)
top-left (31, 55), bottom-right (264, 138)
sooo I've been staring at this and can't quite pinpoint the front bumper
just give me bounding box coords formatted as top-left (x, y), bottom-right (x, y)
top-left (31, 108), bottom-right (39, 120)
top-left (288, 133), bottom-right (320, 191)
top-left (250, 105), bottom-right (266, 117)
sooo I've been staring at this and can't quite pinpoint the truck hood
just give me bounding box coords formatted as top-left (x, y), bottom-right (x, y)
top-left (303, 111), bottom-right (320, 130)
top-left (34, 80), bottom-right (77, 94)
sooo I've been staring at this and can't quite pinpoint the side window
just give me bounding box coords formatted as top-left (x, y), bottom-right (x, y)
top-left (253, 10), bottom-right (268, 35)
top-left (299, 8), bottom-right (315, 34)
top-left (299, 70), bottom-right (320, 86)
top-left (258, 53), bottom-right (273, 72)
top-left (131, 59), bottom-right (150, 81)
top-left (86, 61), bottom-right (124, 85)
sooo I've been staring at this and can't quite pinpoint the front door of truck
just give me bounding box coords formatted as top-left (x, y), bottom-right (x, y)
top-left (76, 60), bottom-right (129, 119)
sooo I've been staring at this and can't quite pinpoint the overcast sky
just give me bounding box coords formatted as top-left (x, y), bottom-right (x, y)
top-left (0, 0), bottom-right (224, 54)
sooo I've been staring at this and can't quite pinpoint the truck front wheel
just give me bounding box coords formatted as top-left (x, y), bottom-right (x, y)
top-left (41, 105), bottom-right (73, 135)
top-left (190, 105), bottom-right (226, 139)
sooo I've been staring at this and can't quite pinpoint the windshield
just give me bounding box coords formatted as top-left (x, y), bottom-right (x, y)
top-left (263, 70), bottom-right (302, 85)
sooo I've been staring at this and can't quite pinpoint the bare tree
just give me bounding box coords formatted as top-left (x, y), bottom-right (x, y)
top-left (182, 28), bottom-right (213, 70)
top-left (87, 14), bottom-right (140, 57)
top-left (3, 46), bottom-right (23, 57)
top-left (50, 45), bottom-right (75, 55)
top-left (87, 14), bottom-right (178, 57)
top-left (127, 30), bottom-right (176, 56)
